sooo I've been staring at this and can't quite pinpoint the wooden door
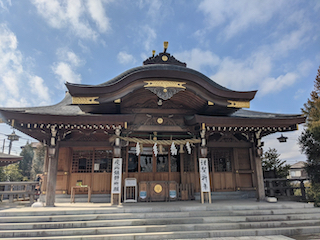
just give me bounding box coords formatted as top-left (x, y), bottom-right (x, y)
top-left (209, 148), bottom-right (235, 191)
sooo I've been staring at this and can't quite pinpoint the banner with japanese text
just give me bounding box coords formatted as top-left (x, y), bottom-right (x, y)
top-left (199, 158), bottom-right (211, 193)
top-left (111, 158), bottom-right (122, 194)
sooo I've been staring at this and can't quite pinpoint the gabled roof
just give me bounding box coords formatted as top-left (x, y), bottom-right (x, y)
top-left (290, 161), bottom-right (306, 169)
top-left (0, 152), bottom-right (23, 167)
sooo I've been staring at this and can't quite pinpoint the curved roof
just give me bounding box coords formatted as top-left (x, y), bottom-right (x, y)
top-left (66, 64), bottom-right (257, 101)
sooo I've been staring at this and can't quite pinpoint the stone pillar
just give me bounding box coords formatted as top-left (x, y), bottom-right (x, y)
top-left (45, 145), bottom-right (59, 207)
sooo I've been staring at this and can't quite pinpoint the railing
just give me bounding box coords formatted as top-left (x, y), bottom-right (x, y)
top-left (264, 178), bottom-right (309, 201)
top-left (0, 182), bottom-right (39, 203)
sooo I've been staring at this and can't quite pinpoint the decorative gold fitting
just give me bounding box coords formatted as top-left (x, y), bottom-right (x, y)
top-left (208, 101), bottom-right (214, 106)
top-left (157, 118), bottom-right (164, 124)
top-left (163, 41), bottom-right (168, 52)
top-left (227, 100), bottom-right (250, 108)
top-left (154, 184), bottom-right (163, 193)
top-left (152, 50), bottom-right (156, 56)
top-left (72, 97), bottom-right (99, 104)
top-left (144, 81), bottom-right (186, 89)
top-left (236, 170), bottom-right (239, 173)
top-left (114, 98), bottom-right (121, 103)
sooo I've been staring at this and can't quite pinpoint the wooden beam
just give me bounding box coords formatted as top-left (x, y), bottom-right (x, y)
top-left (45, 144), bottom-right (59, 207)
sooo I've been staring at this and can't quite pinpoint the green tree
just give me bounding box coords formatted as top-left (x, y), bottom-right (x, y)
top-left (0, 166), bottom-right (5, 181)
top-left (30, 145), bottom-right (45, 180)
top-left (262, 148), bottom-right (290, 178)
top-left (299, 66), bottom-right (320, 184)
top-left (3, 163), bottom-right (23, 181)
top-left (19, 143), bottom-right (34, 180)
top-left (299, 66), bottom-right (320, 207)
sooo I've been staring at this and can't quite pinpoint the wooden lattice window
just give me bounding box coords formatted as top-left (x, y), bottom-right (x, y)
top-left (183, 153), bottom-right (194, 172)
top-left (213, 149), bottom-right (232, 172)
top-left (171, 155), bottom-right (180, 172)
top-left (94, 150), bottom-right (113, 173)
top-left (72, 150), bottom-right (93, 173)
top-left (140, 154), bottom-right (153, 172)
top-left (156, 155), bottom-right (168, 172)
top-left (128, 153), bottom-right (138, 172)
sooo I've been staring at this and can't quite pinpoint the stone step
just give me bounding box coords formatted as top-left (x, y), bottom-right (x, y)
top-left (0, 218), bottom-right (320, 238)
top-left (0, 200), bottom-right (318, 239)
top-left (1, 207), bottom-right (319, 223)
top-left (0, 202), bottom-right (315, 217)
top-left (1, 214), bottom-right (320, 230)
top-left (1, 226), bottom-right (320, 239)
top-left (0, 218), bottom-right (320, 233)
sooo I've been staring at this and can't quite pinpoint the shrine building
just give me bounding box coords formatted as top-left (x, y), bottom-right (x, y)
top-left (0, 42), bottom-right (305, 206)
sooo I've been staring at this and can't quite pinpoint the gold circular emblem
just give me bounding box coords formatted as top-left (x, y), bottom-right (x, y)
top-left (157, 118), bottom-right (163, 124)
top-left (154, 184), bottom-right (162, 193)
top-left (163, 88), bottom-right (167, 93)
top-left (162, 55), bottom-right (168, 61)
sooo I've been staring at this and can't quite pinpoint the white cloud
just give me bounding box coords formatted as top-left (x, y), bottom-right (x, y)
top-left (294, 89), bottom-right (306, 100)
top-left (175, 48), bottom-right (220, 72)
top-left (139, 25), bottom-right (156, 52)
top-left (52, 62), bottom-right (81, 86)
top-left (31, 0), bottom-right (111, 41)
top-left (56, 48), bottom-right (85, 67)
top-left (259, 72), bottom-right (298, 96)
top-left (0, 24), bottom-right (50, 107)
top-left (137, 0), bottom-right (172, 23)
top-left (0, 0), bottom-right (11, 11)
top-left (86, 0), bottom-right (111, 33)
top-left (210, 51), bottom-right (272, 91)
top-left (117, 51), bottom-right (136, 65)
top-left (198, 0), bottom-right (284, 39)
top-left (52, 49), bottom-right (83, 87)
top-left (28, 75), bottom-right (50, 104)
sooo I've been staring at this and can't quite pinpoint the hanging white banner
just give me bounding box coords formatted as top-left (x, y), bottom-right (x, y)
top-left (199, 158), bottom-right (210, 193)
top-left (111, 158), bottom-right (122, 194)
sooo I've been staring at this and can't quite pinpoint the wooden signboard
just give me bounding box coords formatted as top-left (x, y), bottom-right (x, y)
top-left (150, 181), bottom-right (167, 202)
top-left (111, 158), bottom-right (122, 205)
top-left (124, 178), bottom-right (137, 203)
top-left (199, 158), bottom-right (211, 203)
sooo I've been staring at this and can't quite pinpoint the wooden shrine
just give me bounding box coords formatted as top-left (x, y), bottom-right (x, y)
top-left (0, 42), bottom-right (305, 206)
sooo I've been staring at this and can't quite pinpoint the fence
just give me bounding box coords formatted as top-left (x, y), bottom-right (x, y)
top-left (0, 182), bottom-right (39, 203)
top-left (264, 178), bottom-right (309, 201)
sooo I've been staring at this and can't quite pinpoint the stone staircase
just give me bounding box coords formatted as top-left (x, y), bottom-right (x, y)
top-left (0, 200), bottom-right (320, 239)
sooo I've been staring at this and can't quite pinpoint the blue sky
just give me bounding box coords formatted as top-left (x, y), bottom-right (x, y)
top-left (0, 0), bottom-right (319, 164)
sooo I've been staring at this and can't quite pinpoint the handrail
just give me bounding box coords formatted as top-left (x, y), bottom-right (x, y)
top-left (264, 178), bottom-right (309, 201)
top-left (0, 181), bottom-right (39, 203)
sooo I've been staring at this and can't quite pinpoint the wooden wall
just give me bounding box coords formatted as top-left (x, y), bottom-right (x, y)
top-left (51, 145), bottom-right (256, 196)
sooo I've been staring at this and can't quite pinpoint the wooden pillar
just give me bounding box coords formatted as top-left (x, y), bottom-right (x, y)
top-left (45, 145), bottom-right (59, 207)
top-left (253, 146), bottom-right (265, 201)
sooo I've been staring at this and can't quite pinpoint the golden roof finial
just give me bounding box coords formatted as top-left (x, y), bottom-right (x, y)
top-left (152, 50), bottom-right (156, 57)
top-left (164, 41), bottom-right (168, 53)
